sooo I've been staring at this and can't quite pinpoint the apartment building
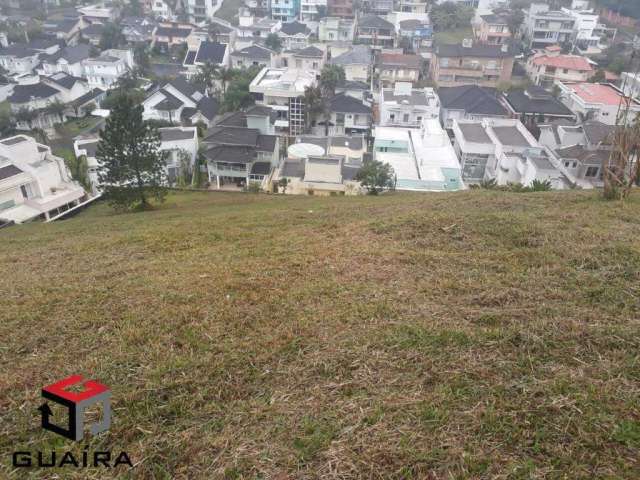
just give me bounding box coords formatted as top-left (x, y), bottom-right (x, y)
top-left (327, 0), bottom-right (353, 17)
top-left (523, 3), bottom-right (576, 50)
top-left (474, 13), bottom-right (512, 45)
top-left (430, 40), bottom-right (514, 88)
top-left (377, 53), bottom-right (421, 87)
top-left (319, 17), bottom-right (356, 42)
top-left (356, 15), bottom-right (395, 48)
top-left (249, 67), bottom-right (316, 135)
top-left (184, 0), bottom-right (222, 23)
top-left (271, 0), bottom-right (301, 22)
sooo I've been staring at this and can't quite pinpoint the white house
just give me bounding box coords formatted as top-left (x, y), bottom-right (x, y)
top-left (329, 45), bottom-right (371, 83)
top-left (81, 49), bottom-right (135, 90)
top-left (73, 126), bottom-right (199, 193)
top-left (0, 135), bottom-right (87, 224)
top-left (621, 72), bottom-right (640, 100)
top-left (452, 118), bottom-right (566, 187)
top-left (557, 81), bottom-right (640, 125)
top-left (184, 0), bottom-right (222, 23)
top-left (0, 41), bottom-right (60, 75)
top-left (379, 82), bottom-right (440, 128)
top-left (37, 44), bottom-right (92, 78)
top-left (373, 119), bottom-right (463, 192)
top-left (142, 77), bottom-right (219, 127)
top-left (319, 17), bottom-right (356, 43)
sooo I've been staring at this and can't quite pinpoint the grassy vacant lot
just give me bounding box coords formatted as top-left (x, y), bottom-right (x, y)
top-left (434, 27), bottom-right (475, 45)
top-left (216, 0), bottom-right (243, 25)
top-left (1, 190), bottom-right (639, 479)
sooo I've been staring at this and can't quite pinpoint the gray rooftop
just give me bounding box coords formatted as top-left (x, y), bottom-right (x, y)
top-left (458, 123), bottom-right (492, 144)
top-left (492, 126), bottom-right (530, 147)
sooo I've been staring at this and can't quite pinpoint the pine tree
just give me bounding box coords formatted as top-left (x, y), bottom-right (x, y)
top-left (97, 93), bottom-right (167, 211)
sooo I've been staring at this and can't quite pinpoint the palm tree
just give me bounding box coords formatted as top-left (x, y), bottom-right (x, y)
top-left (319, 65), bottom-right (346, 97)
top-left (192, 61), bottom-right (220, 93)
top-left (45, 100), bottom-right (66, 122)
top-left (216, 67), bottom-right (235, 96)
top-left (303, 86), bottom-right (323, 133)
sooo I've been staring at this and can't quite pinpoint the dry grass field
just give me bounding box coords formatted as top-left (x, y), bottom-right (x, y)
top-left (1, 190), bottom-right (639, 479)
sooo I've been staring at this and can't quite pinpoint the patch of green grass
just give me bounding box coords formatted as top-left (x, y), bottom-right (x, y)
top-left (434, 27), bottom-right (474, 45)
top-left (216, 0), bottom-right (243, 25)
top-left (1, 190), bottom-right (640, 478)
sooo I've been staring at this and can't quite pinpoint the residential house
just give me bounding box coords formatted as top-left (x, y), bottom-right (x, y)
top-left (79, 23), bottom-right (106, 46)
top-left (78, 3), bottom-right (120, 22)
top-left (561, 5), bottom-right (607, 55)
top-left (314, 93), bottom-right (373, 136)
top-left (438, 84), bottom-right (509, 129)
top-left (374, 119), bottom-right (463, 191)
top-left (121, 16), bottom-right (157, 44)
top-left (271, 0), bottom-right (301, 22)
top-left (9, 73), bottom-right (90, 130)
top-left (474, 13), bottom-right (512, 45)
top-left (452, 118), bottom-right (565, 187)
top-left (431, 40), bottom-right (515, 88)
top-left (74, 127), bottom-right (199, 193)
top-left (621, 72), bottom-right (640, 100)
top-left (278, 135), bottom-right (366, 195)
top-left (237, 12), bottom-right (281, 42)
top-left (397, 19), bottom-right (433, 53)
top-left (557, 81), bottom-right (640, 125)
top-left (184, 0), bottom-right (222, 23)
top-left (0, 135), bottom-right (87, 224)
top-left (142, 77), bottom-right (219, 126)
top-left (502, 85), bottom-right (576, 127)
top-left (395, 0), bottom-right (429, 14)
top-left (41, 15), bottom-right (84, 45)
top-left (206, 18), bottom-right (237, 46)
top-left (37, 44), bottom-right (92, 78)
top-left (526, 47), bottom-right (593, 88)
top-left (379, 82), bottom-right (440, 127)
top-left (336, 80), bottom-right (371, 101)
top-left (278, 21), bottom-right (312, 50)
top-left (366, 0), bottom-right (394, 15)
top-left (149, 0), bottom-right (182, 20)
top-left (330, 45), bottom-right (371, 83)
top-left (539, 119), bottom-right (613, 150)
top-left (300, 0), bottom-right (327, 21)
top-left (184, 41), bottom-right (229, 76)
top-left (377, 53), bottom-right (422, 88)
top-left (0, 40), bottom-right (60, 75)
top-left (230, 45), bottom-right (276, 69)
top-left (522, 3), bottom-right (576, 50)
top-left (249, 67), bottom-right (316, 135)
top-left (202, 124), bottom-right (279, 189)
top-left (153, 23), bottom-right (195, 52)
top-left (356, 15), bottom-right (395, 48)
top-left (81, 50), bottom-right (135, 90)
top-left (319, 17), bottom-right (356, 43)
top-left (327, 0), bottom-right (354, 17)
top-left (281, 46), bottom-right (326, 73)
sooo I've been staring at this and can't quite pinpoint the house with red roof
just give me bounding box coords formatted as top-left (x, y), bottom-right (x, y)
top-left (526, 47), bottom-right (593, 89)
top-left (557, 82), bottom-right (640, 126)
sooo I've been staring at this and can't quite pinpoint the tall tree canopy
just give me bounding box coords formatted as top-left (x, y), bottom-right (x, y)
top-left (430, 2), bottom-right (474, 31)
top-left (99, 23), bottom-right (125, 50)
top-left (97, 93), bottom-right (167, 211)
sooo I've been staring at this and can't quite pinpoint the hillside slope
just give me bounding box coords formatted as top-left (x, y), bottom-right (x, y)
top-left (1, 191), bottom-right (639, 479)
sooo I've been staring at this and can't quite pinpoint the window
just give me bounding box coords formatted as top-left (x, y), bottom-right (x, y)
top-left (585, 166), bottom-right (599, 177)
top-left (20, 184), bottom-right (32, 199)
top-left (416, 116), bottom-right (422, 122)
top-left (389, 113), bottom-right (395, 121)
top-left (403, 113), bottom-right (409, 123)
top-left (336, 113), bottom-right (345, 125)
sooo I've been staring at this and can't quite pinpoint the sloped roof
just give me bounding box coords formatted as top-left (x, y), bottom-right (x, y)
top-left (160, 127), bottom-right (196, 141)
top-left (46, 72), bottom-right (85, 90)
top-left (169, 76), bottom-right (199, 99)
top-left (294, 46), bottom-right (324, 58)
top-left (215, 111), bottom-right (247, 127)
top-left (232, 45), bottom-right (272, 60)
top-left (256, 134), bottom-right (277, 152)
top-left (41, 44), bottom-right (91, 65)
top-left (204, 126), bottom-right (260, 146)
top-left (358, 15), bottom-right (394, 30)
top-left (555, 144), bottom-right (609, 166)
top-left (155, 89), bottom-right (184, 110)
top-left (331, 45), bottom-right (370, 66)
top-left (81, 24), bottom-right (105, 36)
top-left (250, 161), bottom-right (271, 175)
top-left (0, 164), bottom-right (23, 180)
top-left (156, 26), bottom-right (192, 37)
top-left (438, 85), bottom-right (508, 116)
top-left (532, 54), bottom-right (593, 72)
top-left (204, 145), bottom-right (254, 163)
top-left (328, 94), bottom-right (372, 114)
top-left (9, 83), bottom-right (60, 103)
top-left (280, 21), bottom-right (311, 36)
top-left (195, 42), bottom-right (227, 64)
top-left (0, 44), bottom-right (38, 58)
top-left (582, 121), bottom-right (614, 145)
top-left (504, 88), bottom-right (575, 116)
top-left (196, 96), bottom-right (219, 120)
top-left (378, 53), bottom-right (421, 69)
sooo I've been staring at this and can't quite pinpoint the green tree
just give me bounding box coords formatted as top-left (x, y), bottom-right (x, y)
top-left (99, 23), bottom-right (125, 50)
top-left (134, 44), bottom-right (151, 76)
top-left (265, 33), bottom-right (283, 52)
top-left (303, 85), bottom-right (324, 133)
top-left (319, 64), bottom-right (346, 97)
top-left (222, 66), bottom-right (261, 112)
top-left (355, 160), bottom-right (395, 195)
top-left (45, 99), bottom-right (66, 121)
top-left (506, 9), bottom-right (525, 36)
top-left (216, 67), bottom-right (235, 95)
top-left (589, 69), bottom-right (606, 83)
top-left (64, 153), bottom-right (92, 191)
top-left (430, 2), bottom-right (474, 31)
top-left (191, 61), bottom-right (220, 92)
top-left (125, 0), bottom-right (144, 16)
top-left (530, 179), bottom-right (552, 191)
top-left (97, 93), bottom-right (167, 211)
